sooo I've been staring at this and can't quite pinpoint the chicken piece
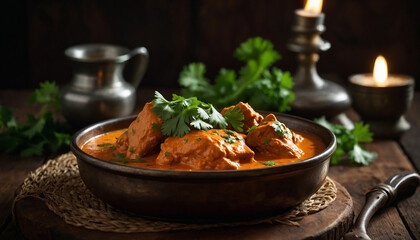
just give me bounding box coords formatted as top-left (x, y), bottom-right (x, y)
top-left (116, 102), bottom-right (164, 158)
top-left (246, 114), bottom-right (303, 159)
top-left (221, 102), bottom-right (263, 133)
top-left (156, 129), bottom-right (255, 170)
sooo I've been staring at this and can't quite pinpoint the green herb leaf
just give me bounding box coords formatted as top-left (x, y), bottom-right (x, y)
top-left (152, 91), bottom-right (228, 137)
top-left (179, 37), bottom-right (294, 112)
top-left (152, 123), bottom-right (161, 130)
top-left (352, 122), bottom-right (374, 143)
top-left (222, 107), bottom-right (244, 132)
top-left (270, 121), bottom-right (291, 138)
top-left (223, 129), bottom-right (234, 135)
top-left (221, 135), bottom-right (236, 144)
top-left (314, 116), bottom-right (377, 166)
top-left (97, 143), bottom-right (116, 150)
top-left (0, 82), bottom-right (71, 157)
top-left (246, 125), bottom-right (257, 133)
top-left (265, 139), bottom-right (271, 146)
top-left (263, 161), bottom-right (277, 166)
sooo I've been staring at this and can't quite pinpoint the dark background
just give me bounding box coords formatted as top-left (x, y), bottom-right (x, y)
top-left (2, 0), bottom-right (419, 90)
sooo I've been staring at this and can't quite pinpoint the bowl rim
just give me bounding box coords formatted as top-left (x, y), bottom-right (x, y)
top-left (71, 113), bottom-right (336, 179)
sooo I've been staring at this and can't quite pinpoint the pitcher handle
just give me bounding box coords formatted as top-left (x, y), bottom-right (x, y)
top-left (128, 47), bottom-right (149, 89)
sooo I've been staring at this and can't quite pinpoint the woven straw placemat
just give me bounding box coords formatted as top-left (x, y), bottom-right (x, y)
top-left (13, 152), bottom-right (336, 233)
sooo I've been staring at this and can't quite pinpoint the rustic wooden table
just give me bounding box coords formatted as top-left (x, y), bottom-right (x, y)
top-left (0, 88), bottom-right (419, 239)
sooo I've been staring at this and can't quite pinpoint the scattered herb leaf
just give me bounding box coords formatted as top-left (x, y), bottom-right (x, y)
top-left (0, 81), bottom-right (71, 157)
top-left (164, 151), bottom-right (170, 157)
top-left (129, 146), bottom-right (134, 153)
top-left (196, 138), bottom-right (201, 141)
top-left (152, 123), bottom-right (161, 130)
top-left (222, 135), bottom-right (236, 144)
top-left (263, 161), bottom-right (277, 166)
top-left (223, 129), bottom-right (234, 135)
top-left (97, 143), bottom-right (116, 150)
top-left (247, 125), bottom-right (257, 133)
top-left (110, 154), bottom-right (147, 163)
top-left (270, 121), bottom-right (291, 138)
top-left (265, 139), bottom-right (271, 146)
top-left (314, 116), bottom-right (377, 165)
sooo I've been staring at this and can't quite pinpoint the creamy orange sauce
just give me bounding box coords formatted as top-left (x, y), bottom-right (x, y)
top-left (81, 129), bottom-right (326, 171)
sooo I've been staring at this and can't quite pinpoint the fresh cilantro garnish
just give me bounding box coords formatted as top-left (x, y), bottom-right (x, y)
top-left (110, 153), bottom-right (146, 163)
top-left (246, 125), bottom-right (257, 133)
top-left (196, 138), bottom-right (201, 141)
top-left (179, 37), bottom-right (294, 112)
top-left (164, 151), bottom-right (170, 157)
top-left (270, 121), bottom-right (291, 138)
top-left (223, 129), bottom-right (234, 135)
top-left (129, 146), bottom-right (134, 153)
top-left (152, 91), bottom-right (233, 137)
top-left (212, 130), bottom-right (220, 135)
top-left (315, 117), bottom-right (377, 165)
top-left (97, 143), bottom-right (116, 150)
top-left (152, 123), bottom-right (161, 130)
top-left (263, 161), bottom-right (277, 166)
top-left (132, 128), bottom-right (136, 134)
top-left (265, 139), bottom-right (271, 146)
top-left (222, 107), bottom-right (244, 132)
top-left (183, 138), bottom-right (188, 142)
top-left (0, 82), bottom-right (71, 157)
top-left (221, 135), bottom-right (236, 144)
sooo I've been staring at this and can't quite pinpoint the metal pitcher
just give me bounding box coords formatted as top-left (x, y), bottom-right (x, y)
top-left (61, 44), bottom-right (148, 128)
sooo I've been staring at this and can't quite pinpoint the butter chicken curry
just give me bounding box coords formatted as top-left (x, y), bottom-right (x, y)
top-left (81, 94), bottom-right (325, 171)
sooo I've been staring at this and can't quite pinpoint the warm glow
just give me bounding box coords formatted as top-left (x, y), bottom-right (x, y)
top-left (304, 0), bottom-right (323, 13)
top-left (373, 55), bottom-right (388, 85)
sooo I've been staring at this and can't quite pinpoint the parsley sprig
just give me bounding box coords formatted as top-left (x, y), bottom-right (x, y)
top-left (179, 37), bottom-right (294, 112)
top-left (0, 82), bottom-right (71, 157)
top-left (315, 117), bottom-right (377, 165)
top-left (152, 91), bottom-right (244, 138)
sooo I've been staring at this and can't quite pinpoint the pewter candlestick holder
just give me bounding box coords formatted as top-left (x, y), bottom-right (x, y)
top-left (287, 10), bottom-right (351, 124)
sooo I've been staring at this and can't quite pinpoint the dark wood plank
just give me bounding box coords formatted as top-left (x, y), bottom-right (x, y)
top-left (401, 93), bottom-right (420, 172)
top-left (396, 187), bottom-right (420, 240)
top-left (0, 221), bottom-right (25, 240)
top-left (329, 140), bottom-right (415, 239)
top-left (14, 181), bottom-right (352, 240)
top-left (0, 90), bottom-right (47, 234)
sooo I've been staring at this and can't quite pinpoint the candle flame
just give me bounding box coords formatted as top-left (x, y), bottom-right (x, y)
top-left (373, 55), bottom-right (388, 85)
top-left (304, 0), bottom-right (323, 13)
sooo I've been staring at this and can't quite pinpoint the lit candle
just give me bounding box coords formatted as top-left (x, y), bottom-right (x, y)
top-left (297, 0), bottom-right (323, 17)
top-left (350, 55), bottom-right (412, 87)
top-left (349, 55), bottom-right (415, 138)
